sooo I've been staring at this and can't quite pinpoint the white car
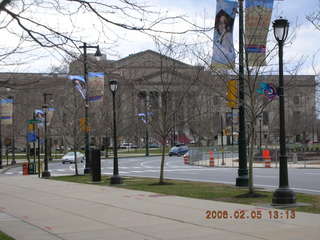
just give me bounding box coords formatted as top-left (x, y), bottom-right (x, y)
top-left (61, 152), bottom-right (85, 164)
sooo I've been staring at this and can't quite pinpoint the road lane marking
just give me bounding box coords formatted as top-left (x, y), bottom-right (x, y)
top-left (255, 175), bottom-right (277, 178)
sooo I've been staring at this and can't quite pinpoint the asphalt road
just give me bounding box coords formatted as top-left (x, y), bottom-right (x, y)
top-left (3, 156), bottom-right (320, 195)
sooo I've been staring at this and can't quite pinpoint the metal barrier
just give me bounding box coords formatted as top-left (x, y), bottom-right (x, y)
top-left (187, 147), bottom-right (320, 168)
top-left (188, 147), bottom-right (238, 167)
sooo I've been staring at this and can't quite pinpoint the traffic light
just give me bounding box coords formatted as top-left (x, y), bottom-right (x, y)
top-left (223, 128), bottom-right (231, 136)
top-left (79, 118), bottom-right (90, 132)
top-left (226, 79), bottom-right (238, 108)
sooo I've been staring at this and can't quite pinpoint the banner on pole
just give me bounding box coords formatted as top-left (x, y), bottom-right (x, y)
top-left (27, 132), bottom-right (37, 142)
top-left (137, 112), bottom-right (153, 124)
top-left (211, 0), bottom-right (237, 69)
top-left (245, 0), bottom-right (274, 66)
top-left (0, 98), bottom-right (13, 125)
top-left (27, 123), bottom-right (37, 142)
top-left (35, 109), bottom-right (45, 127)
top-left (69, 75), bottom-right (86, 99)
top-left (47, 108), bottom-right (55, 126)
top-left (88, 72), bottom-right (104, 102)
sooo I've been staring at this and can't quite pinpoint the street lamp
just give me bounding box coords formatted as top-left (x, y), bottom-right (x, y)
top-left (79, 42), bottom-right (102, 174)
top-left (258, 114), bottom-right (262, 152)
top-left (272, 17), bottom-right (296, 205)
top-left (138, 91), bottom-right (150, 156)
top-left (144, 93), bottom-right (150, 157)
top-left (42, 93), bottom-right (53, 178)
top-left (0, 88), bottom-right (12, 169)
top-left (236, 0), bottom-right (248, 187)
top-left (0, 100), bottom-right (2, 169)
top-left (109, 79), bottom-right (122, 184)
top-left (7, 96), bottom-right (16, 165)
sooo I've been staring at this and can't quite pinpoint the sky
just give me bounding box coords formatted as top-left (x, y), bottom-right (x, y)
top-left (1, 0), bottom-right (320, 75)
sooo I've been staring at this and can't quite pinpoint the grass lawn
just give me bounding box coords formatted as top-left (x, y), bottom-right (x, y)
top-left (116, 148), bottom-right (167, 155)
top-left (0, 231), bottom-right (15, 240)
top-left (52, 175), bottom-right (320, 214)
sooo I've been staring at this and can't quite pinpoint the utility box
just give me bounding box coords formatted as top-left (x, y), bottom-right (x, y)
top-left (22, 163), bottom-right (29, 175)
top-left (91, 149), bottom-right (101, 182)
top-left (28, 162), bottom-right (36, 174)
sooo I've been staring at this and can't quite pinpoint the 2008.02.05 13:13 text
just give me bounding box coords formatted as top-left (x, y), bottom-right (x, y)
top-left (205, 209), bottom-right (296, 220)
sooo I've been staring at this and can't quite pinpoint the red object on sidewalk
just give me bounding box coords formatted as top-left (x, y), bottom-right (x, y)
top-left (262, 149), bottom-right (271, 168)
top-left (209, 151), bottom-right (215, 167)
top-left (22, 163), bottom-right (29, 175)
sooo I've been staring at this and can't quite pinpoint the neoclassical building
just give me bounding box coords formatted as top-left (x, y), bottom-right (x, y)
top-left (0, 50), bottom-right (317, 151)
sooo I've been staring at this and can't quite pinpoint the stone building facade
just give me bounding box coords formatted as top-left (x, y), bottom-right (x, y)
top-left (0, 50), bottom-right (317, 151)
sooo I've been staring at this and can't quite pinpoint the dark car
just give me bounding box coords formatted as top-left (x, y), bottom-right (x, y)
top-left (148, 143), bottom-right (160, 148)
top-left (168, 145), bottom-right (189, 156)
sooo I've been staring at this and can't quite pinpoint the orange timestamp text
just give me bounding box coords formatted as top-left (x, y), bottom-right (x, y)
top-left (205, 209), bottom-right (296, 220)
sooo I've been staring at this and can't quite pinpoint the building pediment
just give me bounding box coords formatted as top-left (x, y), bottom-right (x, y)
top-left (114, 50), bottom-right (193, 69)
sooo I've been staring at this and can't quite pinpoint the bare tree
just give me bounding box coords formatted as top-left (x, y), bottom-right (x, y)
top-left (135, 40), bottom-right (202, 184)
top-left (54, 79), bottom-right (84, 175)
top-left (189, 10), bottom-right (310, 195)
top-left (0, 0), bottom-right (205, 67)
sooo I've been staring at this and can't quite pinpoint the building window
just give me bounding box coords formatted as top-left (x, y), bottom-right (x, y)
top-left (225, 112), bottom-right (233, 126)
top-left (263, 112), bottom-right (269, 125)
top-left (150, 91), bottom-right (159, 108)
top-left (293, 111), bottom-right (301, 121)
top-left (213, 96), bottom-right (220, 105)
top-left (293, 96), bottom-right (300, 105)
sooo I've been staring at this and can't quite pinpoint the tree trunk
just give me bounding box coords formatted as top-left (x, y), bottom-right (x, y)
top-left (73, 88), bottom-right (79, 176)
top-left (159, 138), bottom-right (166, 184)
top-left (248, 123), bottom-right (256, 195)
top-left (74, 150), bottom-right (79, 176)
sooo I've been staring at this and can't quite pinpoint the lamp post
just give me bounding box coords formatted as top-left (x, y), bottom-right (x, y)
top-left (8, 96), bottom-right (16, 165)
top-left (0, 88), bottom-right (12, 169)
top-left (0, 106), bottom-right (2, 169)
top-left (236, 0), bottom-right (248, 186)
top-left (144, 93), bottom-right (150, 157)
top-left (272, 17), bottom-right (296, 205)
top-left (138, 91), bottom-right (150, 156)
top-left (220, 114), bottom-right (225, 165)
top-left (109, 80), bottom-right (122, 184)
top-left (79, 42), bottom-right (102, 174)
top-left (173, 113), bottom-right (176, 146)
top-left (259, 114), bottom-right (262, 152)
top-left (42, 93), bottom-right (52, 178)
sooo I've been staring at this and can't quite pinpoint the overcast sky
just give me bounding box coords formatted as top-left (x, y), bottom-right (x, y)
top-left (1, 0), bottom-right (320, 74)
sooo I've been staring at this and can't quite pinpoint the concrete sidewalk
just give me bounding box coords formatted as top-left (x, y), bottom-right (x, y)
top-left (0, 176), bottom-right (319, 240)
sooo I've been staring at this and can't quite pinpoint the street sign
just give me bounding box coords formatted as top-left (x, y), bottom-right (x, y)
top-left (27, 119), bottom-right (41, 124)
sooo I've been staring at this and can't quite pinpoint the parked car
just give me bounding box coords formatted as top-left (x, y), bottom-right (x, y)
top-left (61, 152), bottom-right (85, 164)
top-left (119, 143), bottom-right (138, 149)
top-left (168, 145), bottom-right (189, 156)
top-left (8, 147), bottom-right (28, 153)
top-left (144, 143), bottom-right (160, 148)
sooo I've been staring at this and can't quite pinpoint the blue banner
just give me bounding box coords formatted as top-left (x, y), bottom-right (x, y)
top-left (27, 133), bottom-right (37, 142)
top-left (88, 72), bottom-right (104, 102)
top-left (0, 98), bottom-right (13, 125)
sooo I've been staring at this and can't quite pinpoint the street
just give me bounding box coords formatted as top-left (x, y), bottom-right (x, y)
top-left (3, 156), bottom-right (320, 195)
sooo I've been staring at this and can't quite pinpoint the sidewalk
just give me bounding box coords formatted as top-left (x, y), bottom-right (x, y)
top-left (0, 176), bottom-right (319, 240)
